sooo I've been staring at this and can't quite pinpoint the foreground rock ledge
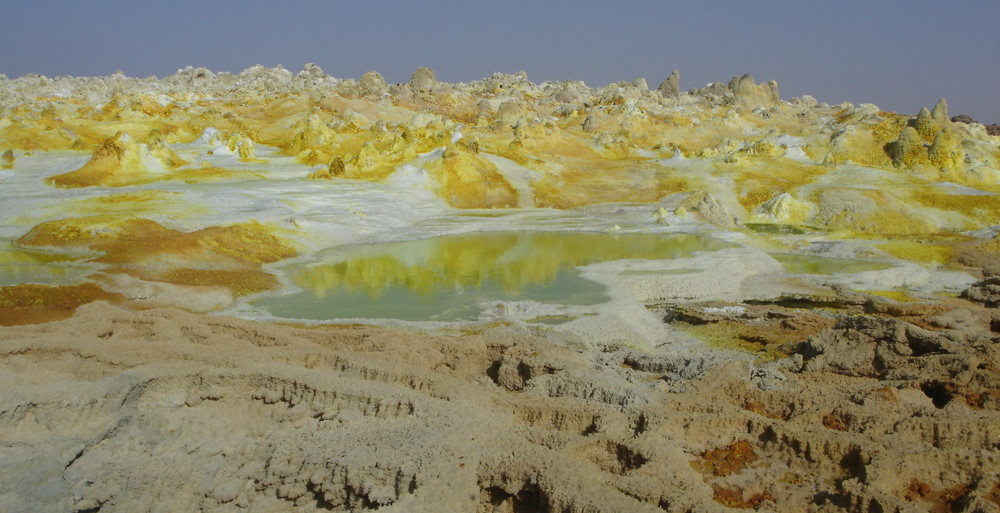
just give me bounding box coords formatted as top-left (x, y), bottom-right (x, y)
top-left (1, 297), bottom-right (997, 512)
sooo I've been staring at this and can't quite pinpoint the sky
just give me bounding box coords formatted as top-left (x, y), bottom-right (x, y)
top-left (1, 1), bottom-right (998, 122)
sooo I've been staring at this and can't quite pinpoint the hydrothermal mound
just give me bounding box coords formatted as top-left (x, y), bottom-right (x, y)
top-left (1, 66), bottom-right (999, 512)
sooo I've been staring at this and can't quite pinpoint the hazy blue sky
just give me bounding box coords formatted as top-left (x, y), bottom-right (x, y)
top-left (2, 1), bottom-right (997, 121)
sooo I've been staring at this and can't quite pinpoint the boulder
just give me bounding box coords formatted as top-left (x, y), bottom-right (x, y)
top-left (356, 71), bottom-right (388, 97)
top-left (679, 190), bottom-right (739, 229)
top-left (408, 67), bottom-right (436, 92)
top-left (657, 69), bottom-right (680, 99)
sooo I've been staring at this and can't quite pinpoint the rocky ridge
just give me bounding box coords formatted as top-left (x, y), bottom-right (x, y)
top-left (1, 290), bottom-right (998, 512)
top-left (2, 65), bottom-right (998, 225)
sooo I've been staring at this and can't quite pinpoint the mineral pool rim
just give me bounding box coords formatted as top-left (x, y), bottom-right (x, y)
top-left (244, 230), bottom-right (737, 324)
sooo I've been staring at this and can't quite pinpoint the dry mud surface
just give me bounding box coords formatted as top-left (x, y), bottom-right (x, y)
top-left (2, 296), bottom-right (998, 513)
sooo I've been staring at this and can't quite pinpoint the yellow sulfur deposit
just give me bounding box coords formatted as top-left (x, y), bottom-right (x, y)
top-left (423, 140), bottom-right (518, 208)
top-left (46, 131), bottom-right (186, 188)
top-left (3, 66), bottom-right (995, 220)
top-left (15, 216), bottom-right (295, 301)
top-left (1, 65), bottom-right (999, 319)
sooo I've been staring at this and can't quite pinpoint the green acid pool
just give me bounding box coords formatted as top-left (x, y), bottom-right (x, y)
top-left (255, 231), bottom-right (735, 321)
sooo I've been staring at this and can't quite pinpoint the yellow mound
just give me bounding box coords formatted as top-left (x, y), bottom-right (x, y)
top-left (424, 140), bottom-right (518, 208)
top-left (17, 216), bottom-right (296, 297)
top-left (46, 132), bottom-right (184, 188)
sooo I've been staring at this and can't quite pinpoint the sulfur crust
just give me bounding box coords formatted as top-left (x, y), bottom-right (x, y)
top-left (1, 66), bottom-right (999, 318)
top-left (13, 216), bottom-right (296, 305)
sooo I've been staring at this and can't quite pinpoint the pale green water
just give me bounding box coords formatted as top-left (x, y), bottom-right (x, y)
top-left (771, 253), bottom-right (895, 275)
top-left (0, 240), bottom-right (101, 286)
top-left (745, 223), bottom-right (817, 235)
top-left (256, 231), bottom-right (735, 321)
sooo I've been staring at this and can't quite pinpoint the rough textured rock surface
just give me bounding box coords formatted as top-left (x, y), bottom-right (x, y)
top-left (931, 98), bottom-right (949, 124)
top-left (657, 69), bottom-right (680, 99)
top-left (2, 65), bottom-right (997, 233)
top-left (728, 74), bottom-right (780, 109)
top-left (1, 295), bottom-right (997, 512)
top-left (886, 126), bottom-right (929, 168)
top-left (356, 70), bottom-right (389, 97)
top-left (952, 115), bottom-right (1000, 136)
top-left (678, 190), bottom-right (740, 229)
top-left (408, 67), bottom-right (436, 92)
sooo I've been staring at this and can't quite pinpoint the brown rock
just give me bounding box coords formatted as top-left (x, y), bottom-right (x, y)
top-left (408, 67), bottom-right (436, 92)
top-left (657, 69), bottom-right (680, 99)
